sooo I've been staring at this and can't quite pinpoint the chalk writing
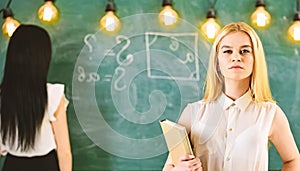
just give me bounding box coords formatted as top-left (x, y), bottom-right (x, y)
top-left (116, 35), bottom-right (134, 66)
top-left (77, 66), bottom-right (100, 83)
top-left (114, 67), bottom-right (126, 91)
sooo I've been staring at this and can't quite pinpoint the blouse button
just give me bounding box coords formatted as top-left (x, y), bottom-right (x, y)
top-left (226, 157), bottom-right (231, 161)
top-left (229, 128), bottom-right (233, 131)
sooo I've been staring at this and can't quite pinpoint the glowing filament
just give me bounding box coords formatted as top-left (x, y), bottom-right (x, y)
top-left (38, 1), bottom-right (59, 24)
top-left (100, 11), bottom-right (121, 33)
top-left (201, 18), bottom-right (221, 41)
top-left (2, 17), bottom-right (20, 38)
top-left (159, 5), bottom-right (179, 27)
top-left (251, 6), bottom-right (271, 28)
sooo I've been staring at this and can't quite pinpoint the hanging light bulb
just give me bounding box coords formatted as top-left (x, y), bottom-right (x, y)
top-left (201, 9), bottom-right (221, 41)
top-left (251, 0), bottom-right (271, 28)
top-left (38, 0), bottom-right (59, 24)
top-left (2, 8), bottom-right (20, 38)
top-left (288, 12), bottom-right (300, 42)
top-left (158, 0), bottom-right (179, 27)
top-left (100, 1), bottom-right (121, 34)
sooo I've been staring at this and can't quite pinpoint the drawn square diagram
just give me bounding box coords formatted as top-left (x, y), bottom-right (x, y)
top-left (145, 32), bottom-right (199, 81)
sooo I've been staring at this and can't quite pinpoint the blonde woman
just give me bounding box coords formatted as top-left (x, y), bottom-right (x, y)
top-left (163, 22), bottom-right (300, 171)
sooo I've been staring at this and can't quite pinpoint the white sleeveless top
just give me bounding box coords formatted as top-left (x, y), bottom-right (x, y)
top-left (0, 83), bottom-right (68, 157)
top-left (178, 91), bottom-right (277, 171)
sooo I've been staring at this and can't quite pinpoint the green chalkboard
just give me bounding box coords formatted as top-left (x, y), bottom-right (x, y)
top-left (71, 13), bottom-right (208, 170)
top-left (0, 0), bottom-right (300, 170)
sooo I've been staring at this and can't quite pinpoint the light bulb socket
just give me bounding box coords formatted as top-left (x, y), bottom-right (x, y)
top-left (255, 0), bottom-right (265, 7)
top-left (3, 8), bottom-right (14, 19)
top-left (162, 0), bottom-right (173, 7)
top-left (105, 1), bottom-right (116, 12)
top-left (44, 0), bottom-right (55, 2)
top-left (206, 9), bottom-right (216, 18)
top-left (293, 11), bottom-right (300, 21)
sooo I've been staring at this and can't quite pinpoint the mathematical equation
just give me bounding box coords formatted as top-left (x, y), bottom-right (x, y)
top-left (77, 32), bottom-right (199, 91)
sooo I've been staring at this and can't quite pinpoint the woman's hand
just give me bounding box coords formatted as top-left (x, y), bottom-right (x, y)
top-left (171, 154), bottom-right (202, 171)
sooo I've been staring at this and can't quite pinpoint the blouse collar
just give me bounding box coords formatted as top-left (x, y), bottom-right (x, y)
top-left (218, 90), bottom-right (252, 112)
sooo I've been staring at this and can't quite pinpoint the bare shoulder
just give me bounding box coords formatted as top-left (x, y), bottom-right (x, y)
top-left (269, 104), bottom-right (288, 139)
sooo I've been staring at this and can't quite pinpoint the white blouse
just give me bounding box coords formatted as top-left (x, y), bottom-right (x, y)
top-left (179, 91), bottom-right (277, 171)
top-left (0, 83), bottom-right (68, 157)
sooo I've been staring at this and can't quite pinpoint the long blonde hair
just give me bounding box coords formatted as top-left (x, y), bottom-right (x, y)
top-left (203, 22), bottom-right (274, 103)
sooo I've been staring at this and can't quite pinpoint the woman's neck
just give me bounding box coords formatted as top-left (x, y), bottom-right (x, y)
top-left (224, 78), bottom-right (250, 100)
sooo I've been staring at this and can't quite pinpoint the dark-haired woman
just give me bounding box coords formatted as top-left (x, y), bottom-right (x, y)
top-left (0, 25), bottom-right (72, 171)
